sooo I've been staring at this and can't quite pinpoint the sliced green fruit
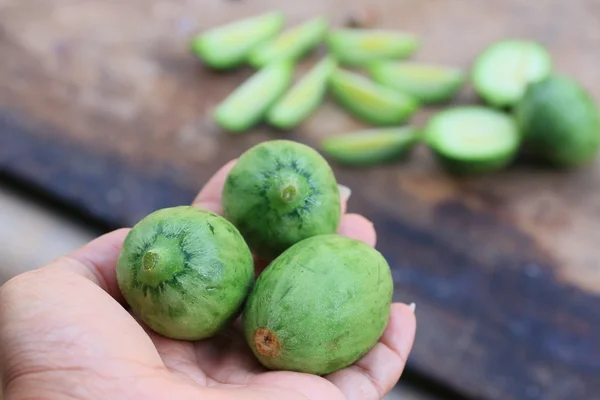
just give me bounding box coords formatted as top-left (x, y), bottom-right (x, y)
top-left (320, 126), bottom-right (420, 165)
top-left (248, 16), bottom-right (329, 68)
top-left (472, 39), bottom-right (552, 108)
top-left (515, 75), bottom-right (600, 167)
top-left (266, 57), bottom-right (337, 130)
top-left (214, 61), bottom-right (294, 133)
top-left (329, 69), bottom-right (419, 126)
top-left (425, 106), bottom-right (520, 174)
top-left (191, 12), bottom-right (285, 70)
top-left (327, 29), bottom-right (419, 66)
top-left (369, 61), bottom-right (465, 104)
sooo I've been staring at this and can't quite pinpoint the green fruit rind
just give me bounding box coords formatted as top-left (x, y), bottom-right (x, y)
top-left (214, 61), bottom-right (294, 133)
top-left (191, 12), bottom-right (285, 70)
top-left (321, 126), bottom-right (420, 165)
top-left (425, 106), bottom-right (521, 174)
top-left (330, 69), bottom-right (420, 126)
top-left (248, 16), bottom-right (329, 68)
top-left (472, 39), bottom-right (552, 108)
top-left (369, 61), bottom-right (465, 104)
top-left (116, 206), bottom-right (254, 340)
top-left (515, 75), bottom-right (600, 167)
top-left (327, 28), bottom-right (420, 66)
top-left (222, 140), bottom-right (341, 260)
top-left (267, 56), bottom-right (337, 130)
top-left (242, 234), bottom-right (393, 375)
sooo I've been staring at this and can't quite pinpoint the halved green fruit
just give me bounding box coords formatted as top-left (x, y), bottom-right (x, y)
top-left (369, 61), bottom-right (465, 104)
top-left (248, 16), bottom-right (329, 68)
top-left (329, 69), bottom-right (419, 125)
top-left (327, 29), bottom-right (419, 66)
top-left (472, 39), bottom-right (552, 108)
top-left (515, 75), bottom-right (600, 167)
top-left (191, 12), bottom-right (285, 70)
top-left (425, 106), bottom-right (520, 174)
top-left (267, 56), bottom-right (337, 130)
top-left (320, 126), bottom-right (420, 165)
top-left (214, 61), bottom-right (294, 133)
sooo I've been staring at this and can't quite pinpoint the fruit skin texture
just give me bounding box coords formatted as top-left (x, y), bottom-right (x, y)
top-left (222, 140), bottom-right (341, 260)
top-left (515, 75), bottom-right (600, 167)
top-left (242, 234), bottom-right (393, 375)
top-left (116, 206), bottom-right (254, 340)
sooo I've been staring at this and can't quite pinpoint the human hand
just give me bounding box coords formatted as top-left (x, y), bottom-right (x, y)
top-left (0, 160), bottom-right (416, 400)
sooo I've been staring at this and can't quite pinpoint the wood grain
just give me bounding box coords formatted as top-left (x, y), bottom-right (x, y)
top-left (1, 0), bottom-right (600, 399)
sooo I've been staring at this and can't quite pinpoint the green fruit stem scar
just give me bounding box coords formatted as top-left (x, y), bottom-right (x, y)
top-left (136, 235), bottom-right (186, 288)
top-left (281, 184), bottom-right (297, 203)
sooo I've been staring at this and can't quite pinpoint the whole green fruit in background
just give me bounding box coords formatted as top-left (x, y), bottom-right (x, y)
top-left (242, 234), bottom-right (393, 375)
top-left (222, 140), bottom-right (341, 260)
top-left (116, 206), bottom-right (254, 340)
top-left (515, 75), bottom-right (600, 167)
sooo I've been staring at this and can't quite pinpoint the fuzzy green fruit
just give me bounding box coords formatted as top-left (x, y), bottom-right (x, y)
top-left (222, 140), bottom-right (341, 260)
top-left (242, 234), bottom-right (393, 375)
top-left (116, 206), bottom-right (254, 340)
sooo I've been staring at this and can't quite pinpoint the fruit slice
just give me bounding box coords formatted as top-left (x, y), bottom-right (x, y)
top-left (266, 56), bottom-right (337, 130)
top-left (248, 16), bottom-right (329, 68)
top-left (369, 61), bottom-right (465, 104)
top-left (329, 69), bottom-right (419, 125)
top-left (472, 39), bottom-right (552, 108)
top-left (320, 126), bottom-right (420, 165)
top-left (425, 106), bottom-right (520, 174)
top-left (515, 75), bottom-right (600, 167)
top-left (191, 12), bottom-right (285, 70)
top-left (214, 61), bottom-right (294, 133)
top-left (327, 29), bottom-right (419, 66)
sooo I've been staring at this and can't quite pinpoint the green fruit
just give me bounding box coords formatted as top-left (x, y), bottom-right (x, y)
top-left (243, 234), bottom-right (393, 375)
top-left (214, 61), bottom-right (294, 133)
top-left (330, 69), bottom-right (419, 126)
top-left (369, 61), bottom-right (465, 104)
top-left (472, 39), bottom-right (552, 108)
top-left (222, 140), bottom-right (341, 260)
top-left (320, 126), bottom-right (420, 165)
top-left (267, 56), bottom-right (337, 130)
top-left (515, 75), bottom-right (600, 167)
top-left (248, 16), bottom-right (329, 68)
top-left (425, 106), bottom-right (520, 174)
top-left (191, 12), bottom-right (285, 70)
top-left (116, 206), bottom-right (254, 340)
top-left (327, 28), bottom-right (419, 66)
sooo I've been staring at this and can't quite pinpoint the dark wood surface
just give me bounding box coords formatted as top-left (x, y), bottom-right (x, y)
top-left (2, 1), bottom-right (600, 399)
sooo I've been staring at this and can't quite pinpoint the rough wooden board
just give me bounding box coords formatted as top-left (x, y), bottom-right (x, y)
top-left (1, 0), bottom-right (600, 399)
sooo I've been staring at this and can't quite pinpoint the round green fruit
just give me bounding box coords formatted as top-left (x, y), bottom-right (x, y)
top-left (222, 140), bottom-right (341, 260)
top-left (116, 206), bottom-right (254, 340)
top-left (242, 234), bottom-right (393, 375)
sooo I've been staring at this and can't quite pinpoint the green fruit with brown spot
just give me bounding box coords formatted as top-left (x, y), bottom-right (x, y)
top-left (116, 206), bottom-right (254, 340)
top-left (242, 234), bottom-right (393, 375)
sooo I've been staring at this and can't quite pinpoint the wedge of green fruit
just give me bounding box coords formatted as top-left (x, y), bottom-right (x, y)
top-left (327, 28), bottom-right (419, 66)
top-left (243, 234), bottom-right (393, 375)
top-left (321, 126), bottom-right (420, 165)
top-left (515, 75), bottom-right (600, 167)
top-left (425, 106), bottom-right (520, 174)
top-left (191, 12), bottom-right (285, 70)
top-left (369, 61), bottom-right (465, 104)
top-left (330, 69), bottom-right (419, 125)
top-left (116, 206), bottom-right (254, 340)
top-left (222, 140), bottom-right (341, 260)
top-left (214, 61), bottom-right (294, 133)
top-left (248, 16), bottom-right (329, 68)
top-left (267, 56), bottom-right (337, 130)
top-left (472, 39), bottom-right (552, 108)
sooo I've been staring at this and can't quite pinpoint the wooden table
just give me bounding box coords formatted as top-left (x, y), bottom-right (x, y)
top-left (1, 1), bottom-right (599, 399)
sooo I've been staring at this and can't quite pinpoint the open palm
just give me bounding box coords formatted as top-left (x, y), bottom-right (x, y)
top-left (0, 160), bottom-right (416, 400)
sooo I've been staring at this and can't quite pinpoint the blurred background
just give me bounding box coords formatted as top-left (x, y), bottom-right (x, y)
top-left (1, 1), bottom-right (599, 399)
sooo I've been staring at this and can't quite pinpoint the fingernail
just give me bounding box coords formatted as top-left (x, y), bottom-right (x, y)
top-left (408, 302), bottom-right (416, 313)
top-left (338, 184), bottom-right (352, 201)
